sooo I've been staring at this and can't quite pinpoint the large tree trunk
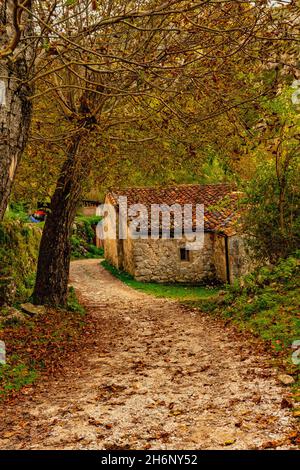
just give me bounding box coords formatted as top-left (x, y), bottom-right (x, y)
top-left (33, 138), bottom-right (85, 306)
top-left (0, 61), bottom-right (33, 218)
top-left (0, 1), bottom-right (34, 220)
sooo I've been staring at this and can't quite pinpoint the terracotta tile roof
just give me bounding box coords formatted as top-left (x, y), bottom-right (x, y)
top-left (106, 183), bottom-right (242, 236)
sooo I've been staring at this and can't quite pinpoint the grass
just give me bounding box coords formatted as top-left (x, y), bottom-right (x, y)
top-left (67, 286), bottom-right (86, 315)
top-left (0, 287), bottom-right (86, 400)
top-left (4, 202), bottom-right (31, 223)
top-left (101, 259), bottom-right (219, 301)
top-left (0, 363), bottom-right (38, 398)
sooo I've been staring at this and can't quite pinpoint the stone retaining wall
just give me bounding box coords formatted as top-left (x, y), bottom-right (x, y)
top-left (104, 230), bottom-right (252, 284)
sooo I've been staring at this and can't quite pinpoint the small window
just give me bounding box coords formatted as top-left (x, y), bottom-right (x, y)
top-left (180, 247), bottom-right (190, 261)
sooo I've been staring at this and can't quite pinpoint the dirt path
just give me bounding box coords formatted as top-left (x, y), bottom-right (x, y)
top-left (0, 259), bottom-right (297, 450)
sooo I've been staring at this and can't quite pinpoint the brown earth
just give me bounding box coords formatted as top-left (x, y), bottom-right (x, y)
top-left (0, 259), bottom-right (298, 450)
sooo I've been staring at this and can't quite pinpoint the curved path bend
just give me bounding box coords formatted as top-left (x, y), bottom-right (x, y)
top-left (0, 259), bottom-right (297, 449)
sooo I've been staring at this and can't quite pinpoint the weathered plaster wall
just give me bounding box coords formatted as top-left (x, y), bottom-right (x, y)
top-left (104, 216), bottom-right (136, 274)
top-left (104, 236), bottom-right (120, 268)
top-left (121, 236), bottom-right (136, 276)
top-left (213, 235), bottom-right (227, 283)
top-left (103, 194), bottom-right (120, 268)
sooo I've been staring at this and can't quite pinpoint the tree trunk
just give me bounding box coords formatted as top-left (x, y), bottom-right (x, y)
top-left (33, 138), bottom-right (85, 306)
top-left (0, 1), bottom-right (34, 220)
top-left (0, 62), bottom-right (33, 219)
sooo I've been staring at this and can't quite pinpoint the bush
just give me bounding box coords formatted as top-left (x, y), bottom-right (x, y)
top-left (4, 202), bottom-right (30, 223)
top-left (71, 216), bottom-right (103, 259)
top-left (242, 160), bottom-right (300, 263)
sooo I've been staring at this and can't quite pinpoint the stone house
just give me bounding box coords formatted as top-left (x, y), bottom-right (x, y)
top-left (103, 184), bottom-right (251, 284)
top-left (79, 199), bottom-right (101, 217)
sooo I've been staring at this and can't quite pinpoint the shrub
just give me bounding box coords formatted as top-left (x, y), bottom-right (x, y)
top-left (242, 149), bottom-right (300, 264)
top-left (4, 202), bottom-right (30, 223)
top-left (71, 216), bottom-right (103, 259)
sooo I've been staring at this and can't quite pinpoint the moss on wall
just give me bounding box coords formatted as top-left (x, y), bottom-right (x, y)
top-left (0, 215), bottom-right (103, 305)
top-left (0, 221), bottom-right (42, 302)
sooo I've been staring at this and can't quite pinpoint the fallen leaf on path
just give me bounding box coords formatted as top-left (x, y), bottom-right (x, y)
top-left (2, 431), bottom-right (18, 439)
top-left (169, 409), bottom-right (183, 416)
top-left (199, 364), bottom-right (210, 372)
top-left (88, 417), bottom-right (102, 426)
top-left (224, 438), bottom-right (236, 446)
top-left (281, 397), bottom-right (293, 409)
top-left (277, 374), bottom-right (295, 385)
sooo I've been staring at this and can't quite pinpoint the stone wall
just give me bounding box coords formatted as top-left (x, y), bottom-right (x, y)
top-left (0, 221), bottom-right (42, 303)
top-left (78, 206), bottom-right (98, 217)
top-left (228, 235), bottom-right (253, 283)
top-left (131, 234), bottom-right (215, 283)
top-left (103, 220), bottom-right (253, 285)
top-left (213, 234), bottom-right (253, 284)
